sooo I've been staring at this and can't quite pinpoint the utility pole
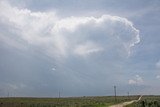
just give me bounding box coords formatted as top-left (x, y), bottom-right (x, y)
top-left (114, 86), bottom-right (117, 102)
top-left (59, 91), bottom-right (61, 98)
top-left (128, 92), bottom-right (130, 100)
top-left (7, 92), bottom-right (9, 97)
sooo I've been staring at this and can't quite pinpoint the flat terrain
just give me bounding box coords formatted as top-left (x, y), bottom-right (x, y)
top-left (0, 96), bottom-right (139, 107)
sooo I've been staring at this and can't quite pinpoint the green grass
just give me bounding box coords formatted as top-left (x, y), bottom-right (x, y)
top-left (0, 96), bottom-right (139, 107)
top-left (126, 95), bottom-right (160, 107)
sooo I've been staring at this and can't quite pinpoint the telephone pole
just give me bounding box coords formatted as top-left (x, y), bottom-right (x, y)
top-left (7, 92), bottom-right (9, 97)
top-left (128, 92), bottom-right (130, 100)
top-left (59, 91), bottom-right (61, 98)
top-left (114, 86), bottom-right (117, 102)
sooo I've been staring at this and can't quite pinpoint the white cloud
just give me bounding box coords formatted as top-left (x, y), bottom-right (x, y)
top-left (129, 75), bottom-right (144, 85)
top-left (74, 41), bottom-right (103, 56)
top-left (8, 84), bottom-right (18, 90)
top-left (156, 75), bottom-right (160, 79)
top-left (156, 60), bottom-right (160, 69)
top-left (136, 75), bottom-right (144, 83)
top-left (52, 67), bottom-right (56, 71)
top-left (128, 79), bottom-right (136, 84)
top-left (0, 1), bottom-right (140, 59)
top-left (3, 83), bottom-right (27, 91)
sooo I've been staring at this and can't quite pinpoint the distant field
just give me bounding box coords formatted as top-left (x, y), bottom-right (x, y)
top-left (0, 96), bottom-right (139, 107)
top-left (126, 95), bottom-right (160, 107)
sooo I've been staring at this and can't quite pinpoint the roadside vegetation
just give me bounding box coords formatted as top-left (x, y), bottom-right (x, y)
top-left (126, 95), bottom-right (160, 107)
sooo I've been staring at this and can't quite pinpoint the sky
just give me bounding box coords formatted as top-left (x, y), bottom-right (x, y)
top-left (0, 0), bottom-right (160, 97)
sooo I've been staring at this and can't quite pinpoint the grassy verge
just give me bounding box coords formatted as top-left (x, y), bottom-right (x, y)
top-left (125, 95), bottom-right (160, 107)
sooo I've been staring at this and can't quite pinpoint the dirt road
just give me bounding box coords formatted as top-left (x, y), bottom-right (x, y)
top-left (109, 96), bottom-right (142, 107)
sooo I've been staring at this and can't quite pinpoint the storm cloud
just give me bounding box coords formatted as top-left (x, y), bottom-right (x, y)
top-left (2, 0), bottom-right (160, 97)
top-left (0, 1), bottom-right (139, 59)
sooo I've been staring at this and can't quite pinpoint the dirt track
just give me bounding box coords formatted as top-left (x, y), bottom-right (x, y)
top-left (109, 96), bottom-right (142, 107)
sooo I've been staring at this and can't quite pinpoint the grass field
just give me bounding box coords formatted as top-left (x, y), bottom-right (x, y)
top-left (126, 95), bottom-right (160, 107)
top-left (0, 96), bottom-right (139, 107)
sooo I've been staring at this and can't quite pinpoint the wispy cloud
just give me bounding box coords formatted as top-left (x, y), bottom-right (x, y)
top-left (74, 41), bottom-right (103, 57)
top-left (52, 67), bottom-right (56, 71)
top-left (156, 60), bottom-right (160, 69)
top-left (129, 75), bottom-right (144, 85)
top-left (156, 75), bottom-right (160, 79)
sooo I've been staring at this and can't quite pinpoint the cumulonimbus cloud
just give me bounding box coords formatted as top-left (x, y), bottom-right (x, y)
top-left (0, 1), bottom-right (140, 59)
